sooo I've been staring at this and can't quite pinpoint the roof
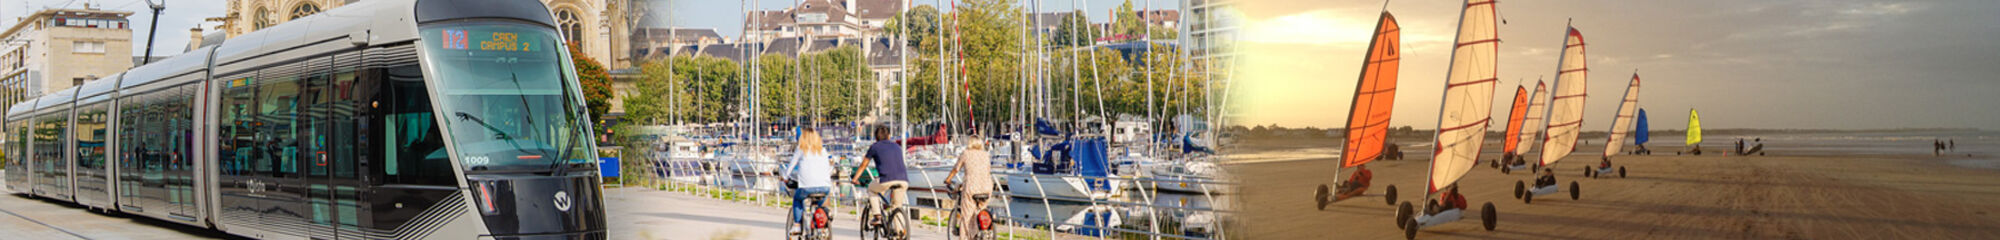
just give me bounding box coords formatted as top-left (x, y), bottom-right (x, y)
top-left (864, 37), bottom-right (902, 66)
top-left (1139, 10), bottom-right (1181, 24)
top-left (631, 28), bottom-right (722, 43)
top-left (636, 37), bottom-right (903, 66)
top-left (851, 0), bottom-right (905, 19)
top-left (1, 8), bottom-right (136, 41)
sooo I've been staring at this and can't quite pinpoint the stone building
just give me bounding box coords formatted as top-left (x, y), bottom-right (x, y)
top-left (0, 7), bottom-right (135, 108)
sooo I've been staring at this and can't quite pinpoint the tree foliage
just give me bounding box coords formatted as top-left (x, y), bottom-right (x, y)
top-left (571, 44), bottom-right (616, 123)
top-left (625, 46), bottom-right (875, 125)
top-left (619, 1), bottom-right (1212, 132)
top-left (1051, 10), bottom-right (1093, 47)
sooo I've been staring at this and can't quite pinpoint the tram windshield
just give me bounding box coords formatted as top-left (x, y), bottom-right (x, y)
top-left (420, 21), bottom-right (595, 174)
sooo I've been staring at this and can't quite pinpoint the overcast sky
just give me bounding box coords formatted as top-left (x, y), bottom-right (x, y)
top-left (1230, 0), bottom-right (2000, 130)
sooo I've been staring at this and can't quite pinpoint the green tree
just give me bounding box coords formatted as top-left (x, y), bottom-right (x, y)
top-left (1114, 0), bottom-right (1144, 39)
top-left (954, 0), bottom-right (1024, 131)
top-left (800, 45), bottom-right (877, 123)
top-left (571, 45), bottom-right (615, 122)
top-left (886, 5), bottom-right (942, 50)
top-left (1051, 10), bottom-right (1092, 47)
top-left (754, 53), bottom-right (797, 121)
top-left (628, 55), bottom-right (743, 124)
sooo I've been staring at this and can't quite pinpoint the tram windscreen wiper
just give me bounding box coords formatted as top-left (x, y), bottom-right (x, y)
top-left (455, 111), bottom-right (541, 169)
top-left (518, 72), bottom-right (576, 177)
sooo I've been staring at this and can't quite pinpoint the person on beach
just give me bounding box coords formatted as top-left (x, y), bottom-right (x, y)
top-left (1599, 156), bottom-right (1613, 169)
top-left (1336, 164), bottom-right (1373, 193)
top-left (780, 128), bottom-right (834, 231)
top-left (1428, 184), bottom-right (1468, 214)
top-left (944, 138), bottom-right (994, 237)
top-left (1535, 169), bottom-right (1557, 188)
top-left (1936, 139), bottom-right (1944, 156)
top-left (1736, 138), bottom-right (1746, 155)
top-left (853, 125), bottom-right (911, 215)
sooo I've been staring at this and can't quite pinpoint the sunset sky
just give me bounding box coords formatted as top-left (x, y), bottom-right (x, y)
top-left (1229, 0), bottom-right (2000, 130)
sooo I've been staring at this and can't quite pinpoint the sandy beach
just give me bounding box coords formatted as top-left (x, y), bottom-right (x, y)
top-left (1223, 136), bottom-right (2000, 239)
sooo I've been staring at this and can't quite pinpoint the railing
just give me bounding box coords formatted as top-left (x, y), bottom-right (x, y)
top-left (634, 144), bottom-right (1236, 240)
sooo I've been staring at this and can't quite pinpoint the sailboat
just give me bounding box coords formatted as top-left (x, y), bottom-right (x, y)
top-left (1588, 73), bottom-right (1640, 179)
top-left (1496, 81), bottom-right (1548, 173)
top-left (1392, 0), bottom-right (1500, 238)
top-left (1490, 82), bottom-right (1535, 173)
top-left (1512, 24), bottom-right (1586, 205)
top-left (1314, 10), bottom-right (1402, 210)
top-left (1682, 109), bottom-right (1703, 155)
top-left (1634, 108), bottom-right (1651, 154)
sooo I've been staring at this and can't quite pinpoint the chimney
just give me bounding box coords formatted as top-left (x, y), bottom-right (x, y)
top-left (187, 27), bottom-right (204, 51)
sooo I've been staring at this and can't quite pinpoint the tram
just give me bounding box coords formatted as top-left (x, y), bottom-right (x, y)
top-left (2, 0), bottom-right (606, 238)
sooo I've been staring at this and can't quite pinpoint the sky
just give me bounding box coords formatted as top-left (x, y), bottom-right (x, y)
top-left (1229, 0), bottom-right (2000, 130)
top-left (657, 0), bottom-right (1176, 39)
top-left (4, 0), bottom-right (226, 57)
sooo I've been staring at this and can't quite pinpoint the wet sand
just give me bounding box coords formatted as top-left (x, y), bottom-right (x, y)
top-left (1224, 139), bottom-right (2000, 239)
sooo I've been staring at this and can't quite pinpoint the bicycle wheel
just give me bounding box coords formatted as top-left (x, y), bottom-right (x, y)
top-left (859, 205), bottom-right (876, 239)
top-left (886, 208), bottom-right (911, 240)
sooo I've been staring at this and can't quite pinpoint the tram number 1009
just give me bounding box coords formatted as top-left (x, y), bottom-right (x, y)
top-left (464, 156), bottom-right (492, 166)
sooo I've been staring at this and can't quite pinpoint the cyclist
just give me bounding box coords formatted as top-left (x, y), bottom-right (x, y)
top-left (851, 125), bottom-right (909, 223)
top-left (944, 139), bottom-right (993, 237)
top-left (781, 128), bottom-right (834, 235)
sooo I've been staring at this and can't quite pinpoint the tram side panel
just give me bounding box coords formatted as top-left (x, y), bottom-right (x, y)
top-left (74, 93), bottom-right (116, 210)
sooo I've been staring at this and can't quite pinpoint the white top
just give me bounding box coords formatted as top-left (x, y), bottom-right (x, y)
top-left (782, 149), bottom-right (836, 188)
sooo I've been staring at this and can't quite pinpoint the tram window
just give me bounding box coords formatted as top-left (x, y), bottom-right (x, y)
top-left (332, 69), bottom-right (358, 179)
top-left (260, 75), bottom-right (300, 177)
top-left (303, 69), bottom-right (328, 178)
top-left (76, 103), bottom-right (106, 169)
top-left (374, 64), bottom-right (453, 186)
top-left (220, 75), bottom-right (258, 176)
top-left (179, 84), bottom-right (198, 173)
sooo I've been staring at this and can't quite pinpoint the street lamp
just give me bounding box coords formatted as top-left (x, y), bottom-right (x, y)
top-left (141, 0), bottom-right (166, 65)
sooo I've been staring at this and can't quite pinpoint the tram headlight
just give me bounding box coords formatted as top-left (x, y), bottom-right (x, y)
top-left (476, 181), bottom-right (499, 215)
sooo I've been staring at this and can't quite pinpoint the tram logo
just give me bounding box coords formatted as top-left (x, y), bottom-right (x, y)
top-left (553, 191), bottom-right (572, 212)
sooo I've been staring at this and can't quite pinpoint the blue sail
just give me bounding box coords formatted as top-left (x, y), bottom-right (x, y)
top-left (1634, 109), bottom-right (1651, 145)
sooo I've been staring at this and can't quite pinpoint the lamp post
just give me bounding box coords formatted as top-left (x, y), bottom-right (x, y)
top-left (141, 0), bottom-right (166, 65)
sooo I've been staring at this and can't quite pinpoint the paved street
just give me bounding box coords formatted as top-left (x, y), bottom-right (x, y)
top-left (0, 170), bottom-right (237, 240)
top-left (604, 186), bottom-right (962, 240)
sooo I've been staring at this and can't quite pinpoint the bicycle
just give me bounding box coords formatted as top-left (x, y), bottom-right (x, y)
top-left (945, 182), bottom-right (995, 240)
top-left (785, 181), bottom-right (833, 240)
top-left (857, 183), bottom-right (910, 240)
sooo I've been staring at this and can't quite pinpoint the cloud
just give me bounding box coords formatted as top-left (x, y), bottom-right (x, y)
top-left (1837, 2), bottom-right (1922, 16)
top-left (1240, 9), bottom-right (1374, 46)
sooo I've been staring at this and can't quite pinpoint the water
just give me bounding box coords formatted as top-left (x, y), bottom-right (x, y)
top-left (1646, 130), bottom-right (2000, 169)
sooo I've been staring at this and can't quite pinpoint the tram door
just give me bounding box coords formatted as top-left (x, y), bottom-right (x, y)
top-left (302, 55), bottom-right (352, 239)
top-left (266, 63), bottom-right (309, 235)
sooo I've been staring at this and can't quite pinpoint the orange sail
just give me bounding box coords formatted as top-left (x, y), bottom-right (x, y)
top-left (1340, 12), bottom-right (1401, 168)
top-left (1502, 86), bottom-right (1529, 154)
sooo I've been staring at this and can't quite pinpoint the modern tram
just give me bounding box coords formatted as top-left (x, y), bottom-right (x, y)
top-left (2, 0), bottom-right (606, 238)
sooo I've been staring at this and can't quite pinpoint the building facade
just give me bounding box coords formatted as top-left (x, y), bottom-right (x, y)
top-left (0, 7), bottom-right (135, 109)
top-left (216, 0), bottom-right (642, 68)
top-left (746, 0), bottom-right (905, 40)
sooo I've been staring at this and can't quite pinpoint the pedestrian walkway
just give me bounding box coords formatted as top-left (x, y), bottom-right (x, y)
top-left (605, 186), bottom-right (955, 239)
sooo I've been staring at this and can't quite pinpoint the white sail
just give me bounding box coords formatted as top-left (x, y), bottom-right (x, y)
top-left (1512, 81), bottom-right (1547, 157)
top-left (1603, 74), bottom-right (1641, 156)
top-left (1425, 0), bottom-right (1501, 193)
top-left (1539, 26), bottom-right (1588, 166)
